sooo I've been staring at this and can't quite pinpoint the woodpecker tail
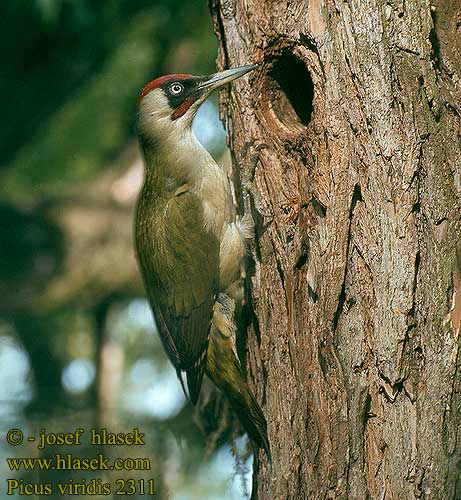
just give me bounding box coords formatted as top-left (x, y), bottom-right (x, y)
top-left (206, 294), bottom-right (271, 460)
top-left (220, 363), bottom-right (271, 460)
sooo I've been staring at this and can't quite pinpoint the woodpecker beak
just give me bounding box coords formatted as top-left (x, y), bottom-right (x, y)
top-left (198, 64), bottom-right (257, 95)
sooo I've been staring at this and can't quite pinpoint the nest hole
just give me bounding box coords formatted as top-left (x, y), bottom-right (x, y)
top-left (268, 49), bottom-right (314, 127)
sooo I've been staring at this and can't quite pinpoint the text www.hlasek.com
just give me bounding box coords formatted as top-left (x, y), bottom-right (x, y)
top-left (7, 454), bottom-right (151, 471)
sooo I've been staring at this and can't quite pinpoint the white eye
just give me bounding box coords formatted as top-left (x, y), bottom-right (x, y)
top-left (169, 83), bottom-right (184, 95)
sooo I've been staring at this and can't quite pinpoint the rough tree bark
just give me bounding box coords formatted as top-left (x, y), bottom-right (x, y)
top-left (209, 1), bottom-right (461, 498)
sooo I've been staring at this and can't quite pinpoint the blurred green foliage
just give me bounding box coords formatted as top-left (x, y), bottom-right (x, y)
top-left (0, 0), bottom-right (218, 199)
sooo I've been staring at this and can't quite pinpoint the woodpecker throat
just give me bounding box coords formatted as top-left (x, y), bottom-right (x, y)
top-left (134, 64), bottom-right (270, 459)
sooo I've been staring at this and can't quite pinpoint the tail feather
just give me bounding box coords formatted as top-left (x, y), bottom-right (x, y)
top-left (206, 293), bottom-right (271, 461)
top-left (206, 294), bottom-right (270, 459)
top-left (224, 372), bottom-right (271, 461)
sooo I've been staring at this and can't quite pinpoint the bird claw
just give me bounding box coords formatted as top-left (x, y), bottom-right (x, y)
top-left (238, 141), bottom-right (272, 221)
top-left (240, 141), bottom-right (268, 186)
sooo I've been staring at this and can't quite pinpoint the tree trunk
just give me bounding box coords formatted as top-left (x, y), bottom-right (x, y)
top-left (209, 0), bottom-right (461, 498)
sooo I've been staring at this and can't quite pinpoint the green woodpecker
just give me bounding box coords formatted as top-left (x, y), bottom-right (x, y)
top-left (134, 64), bottom-right (270, 457)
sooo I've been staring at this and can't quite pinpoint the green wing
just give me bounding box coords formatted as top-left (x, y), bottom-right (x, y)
top-left (137, 191), bottom-right (219, 404)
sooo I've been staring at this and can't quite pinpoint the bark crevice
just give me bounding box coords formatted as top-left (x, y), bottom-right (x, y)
top-left (211, 0), bottom-right (461, 497)
top-left (333, 183), bottom-right (363, 331)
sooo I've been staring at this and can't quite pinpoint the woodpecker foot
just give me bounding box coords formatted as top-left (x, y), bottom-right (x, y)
top-left (239, 141), bottom-right (272, 220)
top-left (240, 141), bottom-right (267, 186)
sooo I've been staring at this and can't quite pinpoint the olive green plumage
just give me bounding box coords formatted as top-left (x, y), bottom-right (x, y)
top-left (207, 293), bottom-right (270, 458)
top-left (134, 64), bottom-right (270, 458)
top-left (136, 186), bottom-right (219, 404)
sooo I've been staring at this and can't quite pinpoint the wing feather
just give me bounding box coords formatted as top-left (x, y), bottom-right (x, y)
top-left (136, 190), bottom-right (219, 404)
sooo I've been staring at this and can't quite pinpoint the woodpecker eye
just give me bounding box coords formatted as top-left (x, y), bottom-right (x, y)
top-left (169, 83), bottom-right (184, 95)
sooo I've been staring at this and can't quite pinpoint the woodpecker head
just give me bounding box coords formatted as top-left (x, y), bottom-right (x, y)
top-left (136, 64), bottom-right (256, 144)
